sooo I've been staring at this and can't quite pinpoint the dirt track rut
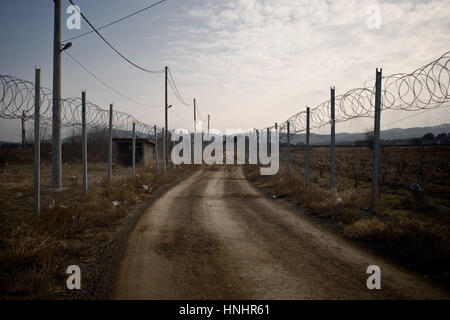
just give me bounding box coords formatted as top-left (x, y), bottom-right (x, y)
top-left (113, 166), bottom-right (449, 299)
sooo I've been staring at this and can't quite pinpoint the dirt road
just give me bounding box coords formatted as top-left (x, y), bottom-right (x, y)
top-left (112, 166), bottom-right (449, 299)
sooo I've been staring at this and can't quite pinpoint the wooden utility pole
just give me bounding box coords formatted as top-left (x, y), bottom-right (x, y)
top-left (165, 66), bottom-right (168, 169)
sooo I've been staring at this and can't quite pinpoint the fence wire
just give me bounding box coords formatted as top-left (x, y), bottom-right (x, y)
top-left (0, 74), bottom-right (161, 137)
top-left (275, 51), bottom-right (450, 133)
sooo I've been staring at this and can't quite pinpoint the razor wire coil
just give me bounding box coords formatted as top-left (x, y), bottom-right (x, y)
top-left (276, 51), bottom-right (450, 133)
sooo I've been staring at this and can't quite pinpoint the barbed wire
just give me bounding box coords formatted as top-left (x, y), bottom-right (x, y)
top-left (275, 51), bottom-right (450, 133)
top-left (0, 74), bottom-right (162, 137)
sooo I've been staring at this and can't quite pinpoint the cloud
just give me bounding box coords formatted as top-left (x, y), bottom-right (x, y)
top-left (162, 0), bottom-right (450, 131)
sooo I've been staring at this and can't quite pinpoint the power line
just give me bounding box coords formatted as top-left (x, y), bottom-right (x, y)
top-left (63, 0), bottom-right (168, 42)
top-left (65, 51), bottom-right (161, 108)
top-left (167, 67), bottom-right (190, 106)
top-left (195, 100), bottom-right (206, 121)
top-left (67, 0), bottom-right (164, 74)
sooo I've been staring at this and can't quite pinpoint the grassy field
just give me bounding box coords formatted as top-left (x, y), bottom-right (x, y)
top-left (246, 145), bottom-right (450, 285)
top-left (0, 148), bottom-right (195, 298)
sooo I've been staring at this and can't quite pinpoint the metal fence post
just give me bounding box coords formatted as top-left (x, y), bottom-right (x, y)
top-left (154, 125), bottom-right (159, 170)
top-left (287, 121), bottom-right (290, 178)
top-left (267, 127), bottom-right (270, 156)
top-left (163, 126), bottom-right (167, 172)
top-left (108, 104), bottom-right (113, 183)
top-left (172, 130), bottom-right (175, 168)
top-left (34, 68), bottom-right (41, 216)
top-left (305, 107), bottom-right (310, 186)
top-left (191, 132), bottom-right (194, 165)
top-left (21, 111), bottom-right (26, 149)
top-left (274, 123), bottom-right (278, 158)
top-left (81, 90), bottom-right (87, 194)
top-left (330, 87), bottom-right (336, 195)
top-left (132, 122), bottom-right (136, 176)
top-left (256, 129), bottom-right (259, 164)
top-left (371, 68), bottom-right (383, 214)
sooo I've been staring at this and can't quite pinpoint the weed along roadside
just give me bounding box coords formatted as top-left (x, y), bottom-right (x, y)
top-left (0, 161), bottom-right (198, 299)
top-left (244, 154), bottom-right (450, 290)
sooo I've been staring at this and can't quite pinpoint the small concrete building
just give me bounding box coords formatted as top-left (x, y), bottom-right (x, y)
top-left (113, 138), bottom-right (156, 167)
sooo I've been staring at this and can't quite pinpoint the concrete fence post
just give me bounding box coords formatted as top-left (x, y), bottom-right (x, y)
top-left (305, 107), bottom-right (310, 186)
top-left (330, 87), bottom-right (336, 195)
top-left (81, 90), bottom-right (88, 194)
top-left (34, 68), bottom-right (41, 216)
top-left (132, 122), bottom-right (136, 177)
top-left (287, 121), bottom-right (290, 178)
top-left (107, 104), bottom-right (113, 183)
top-left (371, 68), bottom-right (383, 214)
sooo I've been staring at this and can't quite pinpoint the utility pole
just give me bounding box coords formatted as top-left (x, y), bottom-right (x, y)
top-left (52, 0), bottom-right (62, 190)
top-left (34, 68), bottom-right (41, 216)
top-left (21, 111), bottom-right (26, 148)
top-left (371, 68), bottom-right (383, 214)
top-left (193, 98), bottom-right (197, 133)
top-left (165, 66), bottom-right (168, 169)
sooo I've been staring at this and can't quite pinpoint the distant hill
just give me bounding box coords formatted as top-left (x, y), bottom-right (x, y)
top-left (283, 124), bottom-right (450, 145)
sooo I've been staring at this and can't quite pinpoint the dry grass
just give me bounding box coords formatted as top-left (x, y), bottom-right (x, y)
top-left (0, 155), bottom-right (196, 299)
top-left (245, 145), bottom-right (450, 283)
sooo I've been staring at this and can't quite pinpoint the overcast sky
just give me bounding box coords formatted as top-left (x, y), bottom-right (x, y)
top-left (1, 0), bottom-right (449, 140)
